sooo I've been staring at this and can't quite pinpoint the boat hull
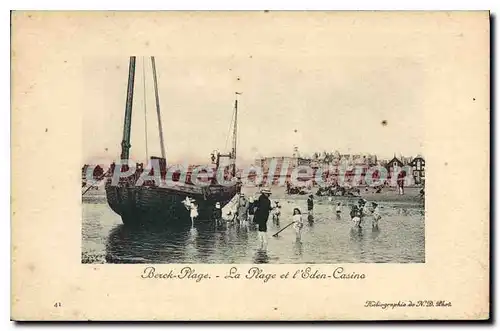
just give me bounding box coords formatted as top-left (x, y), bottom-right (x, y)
top-left (105, 181), bottom-right (239, 227)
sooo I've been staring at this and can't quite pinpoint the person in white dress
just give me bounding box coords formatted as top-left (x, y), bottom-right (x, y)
top-left (292, 207), bottom-right (304, 242)
top-left (272, 200), bottom-right (281, 224)
top-left (350, 205), bottom-right (362, 228)
top-left (371, 202), bottom-right (381, 228)
top-left (335, 202), bottom-right (342, 219)
top-left (182, 197), bottom-right (198, 227)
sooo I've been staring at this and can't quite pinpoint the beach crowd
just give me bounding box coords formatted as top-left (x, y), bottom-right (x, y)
top-left (183, 188), bottom-right (384, 251)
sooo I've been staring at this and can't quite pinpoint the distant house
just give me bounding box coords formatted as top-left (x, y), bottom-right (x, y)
top-left (385, 156), bottom-right (405, 184)
top-left (399, 156), bottom-right (412, 165)
top-left (365, 154), bottom-right (378, 166)
top-left (255, 156), bottom-right (299, 173)
top-left (409, 156), bottom-right (426, 184)
top-left (386, 156), bottom-right (404, 173)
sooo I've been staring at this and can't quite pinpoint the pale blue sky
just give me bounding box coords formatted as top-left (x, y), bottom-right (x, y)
top-left (83, 13), bottom-right (426, 165)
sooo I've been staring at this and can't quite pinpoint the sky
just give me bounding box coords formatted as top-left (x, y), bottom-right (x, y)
top-left (82, 12), bottom-right (427, 166)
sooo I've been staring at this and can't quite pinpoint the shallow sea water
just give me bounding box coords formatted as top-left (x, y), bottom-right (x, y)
top-left (82, 195), bottom-right (425, 264)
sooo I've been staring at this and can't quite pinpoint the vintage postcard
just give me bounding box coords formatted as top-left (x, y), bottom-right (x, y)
top-left (11, 11), bottom-right (489, 320)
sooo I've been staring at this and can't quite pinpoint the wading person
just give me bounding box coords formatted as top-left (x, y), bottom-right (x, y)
top-left (307, 194), bottom-right (314, 214)
top-left (212, 202), bottom-right (222, 226)
top-left (183, 197), bottom-right (198, 228)
top-left (292, 207), bottom-right (304, 242)
top-left (272, 200), bottom-right (281, 225)
top-left (372, 202), bottom-right (381, 229)
top-left (254, 188), bottom-right (272, 250)
top-left (397, 172), bottom-right (406, 195)
top-left (358, 198), bottom-right (369, 225)
top-left (335, 202), bottom-right (342, 219)
top-left (248, 196), bottom-right (255, 223)
top-left (237, 193), bottom-right (249, 224)
top-left (361, 199), bottom-right (371, 218)
top-left (190, 202), bottom-right (198, 227)
top-left (350, 205), bottom-right (361, 228)
top-left (358, 198), bottom-right (366, 213)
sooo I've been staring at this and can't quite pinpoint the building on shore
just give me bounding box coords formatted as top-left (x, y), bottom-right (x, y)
top-left (251, 153), bottom-right (423, 188)
top-left (400, 155), bottom-right (414, 166)
top-left (385, 155), bottom-right (404, 173)
top-left (254, 156), bottom-right (298, 173)
top-left (409, 155), bottom-right (425, 185)
top-left (253, 156), bottom-right (318, 186)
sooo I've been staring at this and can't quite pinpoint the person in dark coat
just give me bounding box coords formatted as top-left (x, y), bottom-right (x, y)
top-left (212, 202), bottom-right (223, 226)
top-left (254, 188), bottom-right (272, 250)
top-left (248, 196), bottom-right (256, 223)
top-left (307, 194), bottom-right (314, 213)
top-left (397, 171), bottom-right (406, 195)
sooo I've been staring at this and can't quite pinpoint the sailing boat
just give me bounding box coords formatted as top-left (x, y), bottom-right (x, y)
top-left (105, 56), bottom-right (242, 226)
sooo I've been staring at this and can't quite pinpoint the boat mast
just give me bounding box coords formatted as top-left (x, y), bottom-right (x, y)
top-left (151, 56), bottom-right (166, 160)
top-left (142, 57), bottom-right (149, 160)
top-left (120, 56), bottom-right (136, 160)
top-left (232, 92), bottom-right (241, 177)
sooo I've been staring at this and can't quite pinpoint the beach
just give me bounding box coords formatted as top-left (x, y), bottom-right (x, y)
top-left (82, 184), bottom-right (425, 264)
top-left (241, 185), bottom-right (424, 205)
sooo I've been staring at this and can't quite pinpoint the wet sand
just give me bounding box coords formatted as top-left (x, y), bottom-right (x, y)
top-left (241, 185), bottom-right (424, 206)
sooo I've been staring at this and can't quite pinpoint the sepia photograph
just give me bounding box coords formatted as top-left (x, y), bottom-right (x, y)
top-left (82, 54), bottom-right (426, 265)
top-left (11, 10), bottom-right (489, 320)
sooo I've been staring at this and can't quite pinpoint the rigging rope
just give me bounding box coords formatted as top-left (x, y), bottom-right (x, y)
top-left (142, 56), bottom-right (149, 160)
top-left (224, 103), bottom-right (235, 151)
top-left (82, 170), bottom-right (109, 196)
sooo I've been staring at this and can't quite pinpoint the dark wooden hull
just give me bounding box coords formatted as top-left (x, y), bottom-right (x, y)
top-left (105, 180), bottom-right (239, 227)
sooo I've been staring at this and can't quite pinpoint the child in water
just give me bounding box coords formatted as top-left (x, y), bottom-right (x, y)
top-left (292, 207), bottom-right (304, 242)
top-left (248, 196), bottom-right (255, 223)
top-left (335, 202), bottom-right (342, 219)
top-left (212, 202), bottom-right (222, 226)
top-left (183, 197), bottom-right (198, 227)
top-left (350, 205), bottom-right (361, 228)
top-left (371, 202), bottom-right (381, 228)
top-left (272, 201), bottom-right (281, 224)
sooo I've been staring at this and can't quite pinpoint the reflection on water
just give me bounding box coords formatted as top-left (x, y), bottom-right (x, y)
top-left (253, 250), bottom-right (269, 264)
top-left (370, 227), bottom-right (381, 240)
top-left (82, 199), bottom-right (425, 264)
top-left (293, 241), bottom-right (303, 257)
top-left (106, 223), bottom-right (217, 263)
